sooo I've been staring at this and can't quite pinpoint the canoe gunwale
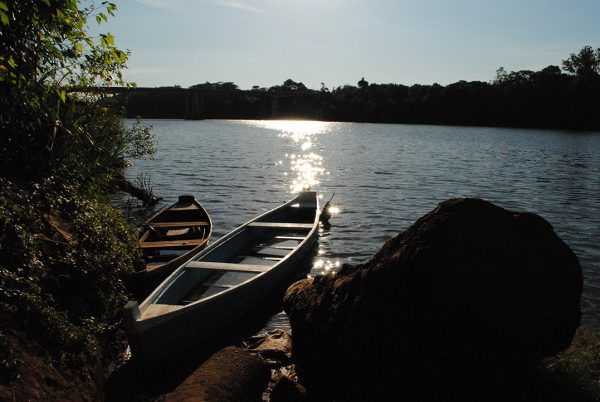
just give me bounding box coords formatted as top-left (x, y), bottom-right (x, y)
top-left (131, 191), bottom-right (319, 332)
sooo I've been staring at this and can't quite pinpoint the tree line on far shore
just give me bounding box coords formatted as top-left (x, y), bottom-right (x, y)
top-left (118, 46), bottom-right (600, 131)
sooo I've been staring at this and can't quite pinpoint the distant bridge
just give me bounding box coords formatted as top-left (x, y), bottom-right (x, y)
top-left (78, 86), bottom-right (317, 119)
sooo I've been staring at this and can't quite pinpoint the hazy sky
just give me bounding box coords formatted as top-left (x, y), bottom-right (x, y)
top-left (102, 0), bottom-right (600, 89)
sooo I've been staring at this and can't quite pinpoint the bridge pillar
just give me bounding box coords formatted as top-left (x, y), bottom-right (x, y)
top-left (271, 95), bottom-right (279, 118)
top-left (185, 92), bottom-right (205, 120)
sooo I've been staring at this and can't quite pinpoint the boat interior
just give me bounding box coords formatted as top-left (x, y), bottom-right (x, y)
top-left (253, 201), bottom-right (317, 224)
top-left (138, 202), bottom-right (211, 269)
top-left (154, 227), bottom-right (310, 306)
top-left (152, 201), bottom-right (317, 306)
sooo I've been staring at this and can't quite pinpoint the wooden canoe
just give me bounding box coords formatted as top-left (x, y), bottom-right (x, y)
top-left (125, 191), bottom-right (319, 364)
top-left (135, 195), bottom-right (212, 286)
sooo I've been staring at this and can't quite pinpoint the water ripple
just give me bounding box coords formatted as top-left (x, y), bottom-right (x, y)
top-left (123, 120), bottom-right (600, 328)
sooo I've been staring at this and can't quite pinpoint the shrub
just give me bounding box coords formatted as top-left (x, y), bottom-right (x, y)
top-left (0, 178), bottom-right (144, 376)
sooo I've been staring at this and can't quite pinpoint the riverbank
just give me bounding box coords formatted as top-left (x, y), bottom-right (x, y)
top-left (1, 3), bottom-right (156, 390)
top-left (0, 177), bottom-right (141, 400)
top-left (107, 328), bottom-right (600, 402)
top-left (2, 189), bottom-right (600, 401)
top-left (105, 199), bottom-right (599, 402)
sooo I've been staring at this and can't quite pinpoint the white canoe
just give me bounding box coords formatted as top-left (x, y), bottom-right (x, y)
top-left (125, 191), bottom-right (319, 364)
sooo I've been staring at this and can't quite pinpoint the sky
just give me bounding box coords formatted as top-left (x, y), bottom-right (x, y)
top-left (99, 0), bottom-right (600, 89)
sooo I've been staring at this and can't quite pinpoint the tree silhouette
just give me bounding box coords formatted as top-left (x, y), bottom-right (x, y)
top-left (189, 81), bottom-right (238, 90)
top-left (115, 46), bottom-right (600, 130)
top-left (494, 67), bottom-right (508, 84)
top-left (283, 79), bottom-right (307, 91)
top-left (562, 45), bottom-right (600, 76)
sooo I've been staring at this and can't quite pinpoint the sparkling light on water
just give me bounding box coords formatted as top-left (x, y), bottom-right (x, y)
top-left (328, 206), bottom-right (340, 215)
top-left (246, 120), bottom-right (333, 193)
top-left (125, 119), bottom-right (600, 328)
top-left (312, 258), bottom-right (341, 276)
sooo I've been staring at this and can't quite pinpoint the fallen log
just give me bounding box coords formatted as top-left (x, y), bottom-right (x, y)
top-left (113, 173), bottom-right (161, 206)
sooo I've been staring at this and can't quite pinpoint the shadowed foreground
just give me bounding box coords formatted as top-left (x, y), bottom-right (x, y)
top-left (284, 198), bottom-right (584, 401)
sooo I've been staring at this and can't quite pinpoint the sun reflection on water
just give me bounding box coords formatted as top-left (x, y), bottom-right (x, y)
top-left (289, 152), bottom-right (324, 193)
top-left (310, 258), bottom-right (341, 276)
top-left (245, 120), bottom-right (335, 193)
top-left (328, 205), bottom-right (340, 215)
top-left (241, 120), bottom-right (344, 283)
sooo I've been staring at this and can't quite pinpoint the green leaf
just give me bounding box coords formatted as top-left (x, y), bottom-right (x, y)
top-left (95, 15), bottom-right (101, 25)
top-left (0, 2), bottom-right (8, 12)
top-left (0, 11), bottom-right (8, 25)
top-left (57, 89), bottom-right (66, 103)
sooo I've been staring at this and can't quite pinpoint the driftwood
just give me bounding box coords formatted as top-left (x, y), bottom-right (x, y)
top-left (114, 173), bottom-right (161, 206)
top-left (164, 347), bottom-right (270, 402)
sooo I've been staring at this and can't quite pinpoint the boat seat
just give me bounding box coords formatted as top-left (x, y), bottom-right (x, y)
top-left (235, 256), bottom-right (280, 265)
top-left (169, 204), bottom-right (199, 211)
top-left (186, 261), bottom-right (269, 273)
top-left (138, 238), bottom-right (206, 249)
top-left (274, 235), bottom-right (306, 241)
top-left (248, 222), bottom-right (314, 230)
top-left (150, 221), bottom-right (209, 228)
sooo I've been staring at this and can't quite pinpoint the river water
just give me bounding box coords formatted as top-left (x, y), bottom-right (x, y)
top-left (124, 119), bottom-right (600, 328)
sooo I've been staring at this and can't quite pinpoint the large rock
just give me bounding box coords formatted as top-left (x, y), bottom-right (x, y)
top-left (284, 198), bottom-right (582, 399)
top-left (165, 346), bottom-right (270, 402)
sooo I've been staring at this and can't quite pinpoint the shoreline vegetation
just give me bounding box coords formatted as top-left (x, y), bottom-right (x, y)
top-left (0, 1), bottom-right (599, 400)
top-left (116, 46), bottom-right (600, 132)
top-left (0, 2), bottom-right (156, 399)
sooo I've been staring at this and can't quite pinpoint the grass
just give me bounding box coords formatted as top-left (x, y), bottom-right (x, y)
top-left (540, 328), bottom-right (600, 401)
